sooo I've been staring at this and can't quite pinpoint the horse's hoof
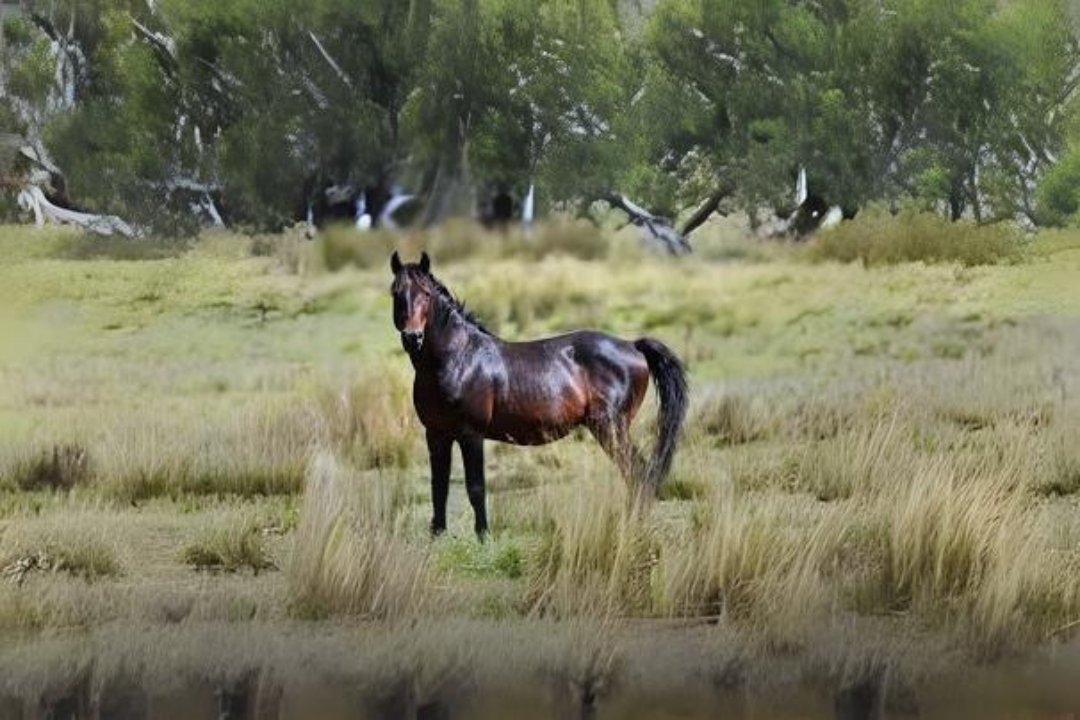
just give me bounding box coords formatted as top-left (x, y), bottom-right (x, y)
top-left (430, 524), bottom-right (447, 538)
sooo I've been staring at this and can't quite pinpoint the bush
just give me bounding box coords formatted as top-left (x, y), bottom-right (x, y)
top-left (1035, 147), bottom-right (1080, 227)
top-left (808, 210), bottom-right (1024, 266)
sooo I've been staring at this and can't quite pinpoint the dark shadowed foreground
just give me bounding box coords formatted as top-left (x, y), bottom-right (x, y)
top-left (2, 620), bottom-right (1080, 719)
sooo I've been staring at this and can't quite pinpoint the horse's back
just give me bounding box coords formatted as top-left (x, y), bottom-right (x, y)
top-left (503, 329), bottom-right (649, 413)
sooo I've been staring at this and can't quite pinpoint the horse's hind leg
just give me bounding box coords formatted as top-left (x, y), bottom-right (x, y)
top-left (587, 415), bottom-right (647, 490)
top-left (460, 436), bottom-right (489, 540)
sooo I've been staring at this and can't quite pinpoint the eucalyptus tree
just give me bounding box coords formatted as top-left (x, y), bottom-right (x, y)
top-left (639, 0), bottom-right (1079, 227)
top-left (404, 0), bottom-right (633, 220)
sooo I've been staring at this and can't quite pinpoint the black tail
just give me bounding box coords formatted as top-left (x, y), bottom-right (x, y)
top-left (634, 338), bottom-right (689, 489)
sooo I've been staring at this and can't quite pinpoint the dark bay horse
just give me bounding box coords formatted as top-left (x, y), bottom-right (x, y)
top-left (390, 251), bottom-right (688, 538)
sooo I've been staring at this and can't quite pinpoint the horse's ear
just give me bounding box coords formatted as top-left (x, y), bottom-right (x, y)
top-left (419, 251), bottom-right (431, 274)
top-left (390, 251), bottom-right (402, 275)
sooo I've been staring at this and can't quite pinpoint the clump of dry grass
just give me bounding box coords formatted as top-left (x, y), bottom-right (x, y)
top-left (517, 218), bottom-right (611, 261)
top-left (0, 514), bottom-right (122, 584)
top-left (1033, 426), bottom-right (1080, 497)
top-left (310, 363), bottom-right (419, 470)
top-left (659, 363), bottom-right (1080, 654)
top-left (421, 217), bottom-right (611, 265)
top-left (457, 258), bottom-right (607, 334)
top-left (875, 458), bottom-right (1025, 612)
top-left (96, 403), bottom-right (312, 501)
top-left (314, 225), bottom-right (399, 271)
top-left (248, 228), bottom-right (314, 275)
top-left (183, 517), bottom-right (276, 575)
top-left (525, 478), bottom-right (659, 618)
top-left (855, 452), bottom-right (1080, 653)
top-left (788, 414), bottom-right (906, 500)
top-left (691, 384), bottom-right (882, 450)
top-left (5, 444), bottom-right (92, 493)
top-left (657, 484), bottom-right (835, 644)
top-left (287, 451), bottom-right (433, 619)
top-left (695, 393), bottom-right (771, 446)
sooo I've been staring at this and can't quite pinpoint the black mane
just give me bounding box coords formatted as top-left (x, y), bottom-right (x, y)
top-left (425, 272), bottom-right (492, 336)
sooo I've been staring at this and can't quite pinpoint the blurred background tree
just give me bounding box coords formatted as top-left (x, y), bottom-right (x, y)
top-left (1, 0), bottom-right (1077, 233)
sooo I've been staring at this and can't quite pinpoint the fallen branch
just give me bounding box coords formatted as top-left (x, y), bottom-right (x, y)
top-left (680, 182), bottom-right (735, 238)
top-left (17, 186), bottom-right (140, 238)
top-left (604, 192), bottom-right (692, 256)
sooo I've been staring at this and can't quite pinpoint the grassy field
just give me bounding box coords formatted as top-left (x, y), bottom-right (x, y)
top-left (0, 216), bottom-right (1079, 713)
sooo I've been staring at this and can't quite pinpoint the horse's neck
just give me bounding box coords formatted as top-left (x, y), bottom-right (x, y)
top-left (423, 298), bottom-right (478, 359)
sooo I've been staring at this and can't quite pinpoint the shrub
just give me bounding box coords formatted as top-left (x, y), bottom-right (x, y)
top-left (808, 209), bottom-right (1024, 266)
top-left (1035, 146), bottom-right (1080, 227)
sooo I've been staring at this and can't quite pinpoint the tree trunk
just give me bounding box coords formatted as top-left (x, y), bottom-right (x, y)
top-left (680, 181), bottom-right (735, 237)
top-left (948, 178), bottom-right (965, 221)
top-left (968, 164), bottom-right (982, 224)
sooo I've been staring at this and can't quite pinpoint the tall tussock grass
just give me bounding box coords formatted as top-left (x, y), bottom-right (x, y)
top-left (310, 363), bottom-right (419, 470)
top-left (809, 209), bottom-right (1024, 266)
top-left (2, 443), bottom-right (92, 493)
top-left (182, 514), bottom-right (276, 574)
top-left (287, 451), bottom-right (433, 619)
top-left (96, 403), bottom-right (312, 501)
top-left (657, 484), bottom-right (835, 644)
top-left (867, 453), bottom-right (1080, 653)
top-left (1, 365), bottom-right (417, 502)
top-left (525, 478), bottom-right (659, 618)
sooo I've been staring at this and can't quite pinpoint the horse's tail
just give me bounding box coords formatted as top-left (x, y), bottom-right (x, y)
top-left (634, 337), bottom-right (688, 489)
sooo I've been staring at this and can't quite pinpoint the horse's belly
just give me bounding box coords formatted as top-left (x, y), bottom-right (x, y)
top-left (485, 419), bottom-right (574, 446)
top-left (487, 394), bottom-right (585, 445)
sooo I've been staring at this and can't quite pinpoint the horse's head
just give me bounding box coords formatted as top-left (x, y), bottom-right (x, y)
top-left (390, 251), bottom-right (433, 355)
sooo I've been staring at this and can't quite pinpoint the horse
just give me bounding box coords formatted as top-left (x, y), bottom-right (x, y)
top-left (390, 251), bottom-right (688, 539)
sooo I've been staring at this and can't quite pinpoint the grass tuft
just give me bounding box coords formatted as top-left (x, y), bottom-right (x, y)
top-left (9, 444), bottom-right (92, 492)
top-left (287, 451), bottom-right (433, 619)
top-left (1, 516), bottom-right (122, 583)
top-left (312, 366), bottom-right (419, 470)
top-left (182, 521), bottom-right (276, 574)
top-left (525, 479), bottom-right (659, 618)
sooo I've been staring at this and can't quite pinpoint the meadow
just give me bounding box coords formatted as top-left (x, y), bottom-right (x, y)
top-left (0, 215), bottom-right (1078, 716)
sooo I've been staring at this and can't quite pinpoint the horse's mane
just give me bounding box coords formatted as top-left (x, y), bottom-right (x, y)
top-left (424, 272), bottom-right (492, 336)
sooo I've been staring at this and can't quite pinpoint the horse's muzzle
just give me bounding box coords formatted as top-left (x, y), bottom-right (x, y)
top-left (401, 329), bottom-right (424, 355)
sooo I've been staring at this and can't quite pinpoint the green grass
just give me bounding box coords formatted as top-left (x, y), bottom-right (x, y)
top-left (0, 219), bottom-right (1078, 667)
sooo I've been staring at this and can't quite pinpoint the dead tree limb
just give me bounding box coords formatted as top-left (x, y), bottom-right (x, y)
top-left (604, 192), bottom-right (692, 256)
top-left (680, 182), bottom-right (735, 238)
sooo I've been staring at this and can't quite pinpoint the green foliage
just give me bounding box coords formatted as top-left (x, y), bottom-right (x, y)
top-left (1036, 147), bottom-right (1080, 226)
top-left (2, 0), bottom-right (1079, 230)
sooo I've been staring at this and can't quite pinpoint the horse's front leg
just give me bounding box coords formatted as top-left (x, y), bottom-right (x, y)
top-left (426, 430), bottom-right (452, 537)
top-left (460, 436), bottom-right (488, 540)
